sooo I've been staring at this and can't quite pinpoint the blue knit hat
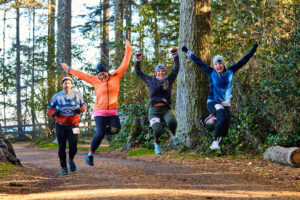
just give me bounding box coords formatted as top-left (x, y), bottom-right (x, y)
top-left (213, 55), bottom-right (226, 67)
top-left (96, 63), bottom-right (108, 74)
top-left (155, 64), bottom-right (167, 75)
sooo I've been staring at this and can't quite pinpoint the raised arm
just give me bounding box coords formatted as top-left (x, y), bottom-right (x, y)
top-left (182, 46), bottom-right (213, 75)
top-left (62, 63), bottom-right (97, 86)
top-left (134, 53), bottom-right (150, 82)
top-left (228, 43), bottom-right (258, 73)
top-left (114, 40), bottom-right (133, 77)
top-left (168, 48), bottom-right (180, 82)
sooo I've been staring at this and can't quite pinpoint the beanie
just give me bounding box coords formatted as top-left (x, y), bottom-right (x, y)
top-left (213, 55), bottom-right (226, 67)
top-left (96, 63), bottom-right (108, 74)
top-left (62, 75), bottom-right (73, 84)
top-left (155, 64), bottom-right (167, 75)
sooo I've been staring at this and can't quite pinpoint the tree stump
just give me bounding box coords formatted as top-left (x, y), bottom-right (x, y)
top-left (0, 128), bottom-right (22, 166)
top-left (263, 146), bottom-right (300, 168)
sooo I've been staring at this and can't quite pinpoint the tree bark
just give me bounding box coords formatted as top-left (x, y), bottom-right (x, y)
top-left (57, 0), bottom-right (71, 75)
top-left (15, 0), bottom-right (23, 138)
top-left (124, 0), bottom-right (132, 41)
top-left (47, 0), bottom-right (56, 133)
top-left (101, 0), bottom-right (110, 66)
top-left (263, 146), bottom-right (300, 168)
top-left (1, 4), bottom-right (7, 131)
top-left (176, 0), bottom-right (211, 147)
top-left (114, 0), bottom-right (124, 65)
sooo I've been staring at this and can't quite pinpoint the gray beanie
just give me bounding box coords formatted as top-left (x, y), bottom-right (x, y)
top-left (155, 64), bottom-right (167, 74)
top-left (213, 55), bottom-right (226, 66)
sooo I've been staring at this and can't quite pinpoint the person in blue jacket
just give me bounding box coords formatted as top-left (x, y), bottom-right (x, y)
top-left (134, 48), bottom-right (180, 154)
top-left (182, 44), bottom-right (258, 150)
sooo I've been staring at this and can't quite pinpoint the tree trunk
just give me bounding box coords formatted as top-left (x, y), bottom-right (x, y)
top-left (47, 0), bottom-right (56, 133)
top-left (57, 0), bottom-right (72, 75)
top-left (31, 3), bottom-right (37, 129)
top-left (114, 0), bottom-right (124, 65)
top-left (1, 4), bottom-right (7, 131)
top-left (176, 0), bottom-right (211, 147)
top-left (15, 0), bottom-right (23, 139)
top-left (101, 0), bottom-right (110, 66)
top-left (263, 146), bottom-right (300, 168)
top-left (124, 0), bottom-right (132, 41)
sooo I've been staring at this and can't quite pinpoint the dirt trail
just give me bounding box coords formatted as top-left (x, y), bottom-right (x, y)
top-left (0, 143), bottom-right (299, 200)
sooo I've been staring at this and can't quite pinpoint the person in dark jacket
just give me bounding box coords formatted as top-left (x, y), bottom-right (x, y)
top-left (134, 48), bottom-right (180, 154)
top-left (47, 75), bottom-right (86, 176)
top-left (182, 44), bottom-right (258, 150)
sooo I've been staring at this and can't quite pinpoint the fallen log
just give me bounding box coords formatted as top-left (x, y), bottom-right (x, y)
top-left (263, 146), bottom-right (300, 168)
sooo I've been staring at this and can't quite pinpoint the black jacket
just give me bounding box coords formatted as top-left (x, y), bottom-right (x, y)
top-left (135, 55), bottom-right (180, 108)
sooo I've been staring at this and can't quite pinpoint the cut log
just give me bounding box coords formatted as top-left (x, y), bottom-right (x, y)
top-left (263, 146), bottom-right (300, 168)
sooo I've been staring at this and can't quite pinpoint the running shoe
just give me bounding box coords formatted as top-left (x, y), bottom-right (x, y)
top-left (67, 158), bottom-right (76, 172)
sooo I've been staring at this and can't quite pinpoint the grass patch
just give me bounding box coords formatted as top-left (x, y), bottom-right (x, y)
top-left (37, 143), bottom-right (59, 148)
top-left (128, 148), bottom-right (155, 156)
top-left (0, 162), bottom-right (22, 177)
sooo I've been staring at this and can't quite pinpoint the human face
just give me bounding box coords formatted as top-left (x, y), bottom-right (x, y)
top-left (156, 69), bottom-right (166, 80)
top-left (62, 80), bottom-right (72, 94)
top-left (97, 72), bottom-right (109, 82)
top-left (214, 61), bottom-right (225, 74)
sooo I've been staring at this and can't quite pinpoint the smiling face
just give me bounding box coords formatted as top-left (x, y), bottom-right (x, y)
top-left (156, 68), bottom-right (166, 80)
top-left (62, 80), bottom-right (72, 94)
top-left (97, 72), bottom-right (109, 82)
top-left (214, 61), bottom-right (225, 74)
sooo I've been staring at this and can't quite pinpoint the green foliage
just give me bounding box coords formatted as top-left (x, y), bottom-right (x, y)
top-left (0, 162), bottom-right (22, 177)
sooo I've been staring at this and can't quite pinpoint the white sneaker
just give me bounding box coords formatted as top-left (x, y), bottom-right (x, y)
top-left (210, 141), bottom-right (220, 150)
top-left (205, 114), bottom-right (217, 125)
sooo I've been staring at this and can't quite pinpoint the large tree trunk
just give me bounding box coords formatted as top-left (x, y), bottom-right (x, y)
top-left (15, 0), bottom-right (23, 139)
top-left (263, 146), bottom-right (300, 168)
top-left (57, 0), bottom-right (72, 75)
top-left (124, 0), bottom-right (132, 41)
top-left (101, 0), bottom-right (110, 66)
top-left (176, 0), bottom-right (211, 147)
top-left (114, 0), bottom-right (124, 65)
top-left (31, 3), bottom-right (37, 129)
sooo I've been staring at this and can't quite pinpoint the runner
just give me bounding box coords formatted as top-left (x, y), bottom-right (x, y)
top-left (134, 48), bottom-right (180, 154)
top-left (61, 40), bottom-right (132, 165)
top-left (182, 44), bottom-right (258, 150)
top-left (47, 75), bottom-right (86, 176)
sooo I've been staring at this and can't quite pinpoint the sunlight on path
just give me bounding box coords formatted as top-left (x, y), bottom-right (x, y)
top-left (1, 188), bottom-right (300, 200)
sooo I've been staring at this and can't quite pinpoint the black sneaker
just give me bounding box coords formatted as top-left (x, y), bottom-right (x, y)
top-left (85, 155), bottom-right (94, 166)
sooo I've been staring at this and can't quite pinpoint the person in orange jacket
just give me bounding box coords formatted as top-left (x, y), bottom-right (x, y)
top-left (62, 40), bottom-right (132, 166)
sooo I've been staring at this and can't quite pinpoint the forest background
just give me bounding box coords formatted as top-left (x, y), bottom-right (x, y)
top-left (0, 0), bottom-right (299, 154)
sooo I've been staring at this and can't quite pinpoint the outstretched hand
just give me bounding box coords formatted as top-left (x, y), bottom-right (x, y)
top-left (253, 43), bottom-right (258, 50)
top-left (135, 53), bottom-right (143, 62)
top-left (61, 63), bottom-right (71, 73)
top-left (182, 46), bottom-right (188, 53)
top-left (170, 48), bottom-right (178, 57)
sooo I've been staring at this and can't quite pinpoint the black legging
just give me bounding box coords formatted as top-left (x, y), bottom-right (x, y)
top-left (207, 101), bottom-right (230, 140)
top-left (90, 115), bottom-right (121, 152)
top-left (56, 124), bottom-right (78, 168)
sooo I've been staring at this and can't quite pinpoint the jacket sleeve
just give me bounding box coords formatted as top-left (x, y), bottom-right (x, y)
top-left (228, 46), bottom-right (256, 73)
top-left (134, 61), bottom-right (150, 82)
top-left (190, 54), bottom-right (213, 75)
top-left (113, 40), bottom-right (133, 78)
top-left (47, 95), bottom-right (57, 117)
top-left (68, 68), bottom-right (98, 86)
top-left (167, 55), bottom-right (180, 82)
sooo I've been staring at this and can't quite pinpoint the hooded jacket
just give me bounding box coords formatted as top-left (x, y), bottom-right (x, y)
top-left (64, 41), bottom-right (132, 111)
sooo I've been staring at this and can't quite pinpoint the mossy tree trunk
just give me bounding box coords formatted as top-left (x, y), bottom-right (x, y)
top-left (176, 0), bottom-right (211, 147)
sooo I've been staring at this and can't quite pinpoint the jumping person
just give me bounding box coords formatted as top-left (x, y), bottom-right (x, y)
top-left (47, 75), bottom-right (86, 176)
top-left (62, 40), bottom-right (132, 165)
top-left (134, 48), bottom-right (180, 154)
top-left (182, 44), bottom-right (258, 150)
